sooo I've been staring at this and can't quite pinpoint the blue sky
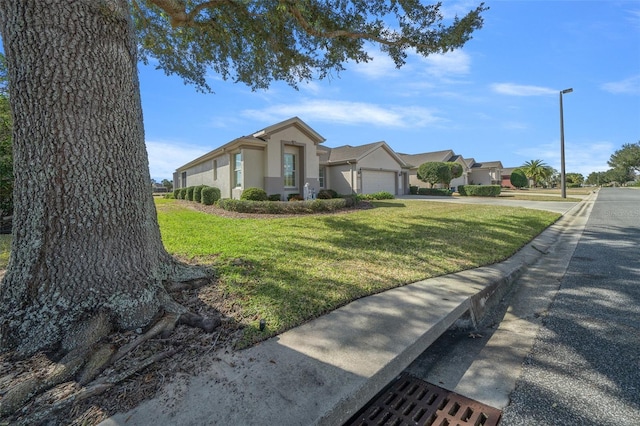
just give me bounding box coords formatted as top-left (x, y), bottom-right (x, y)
top-left (141, 1), bottom-right (640, 182)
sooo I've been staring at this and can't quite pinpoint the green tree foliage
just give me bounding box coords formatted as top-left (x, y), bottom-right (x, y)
top-left (417, 162), bottom-right (451, 187)
top-left (521, 159), bottom-right (550, 187)
top-left (608, 141), bottom-right (640, 174)
top-left (161, 179), bottom-right (173, 191)
top-left (604, 167), bottom-right (633, 185)
top-left (0, 53), bottom-right (11, 218)
top-left (134, 1), bottom-right (488, 92)
top-left (586, 171), bottom-right (606, 186)
top-left (510, 168), bottom-right (528, 188)
top-left (565, 172), bottom-right (584, 186)
top-left (445, 162), bottom-right (463, 187)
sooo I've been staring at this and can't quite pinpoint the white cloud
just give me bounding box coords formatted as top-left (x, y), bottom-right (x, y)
top-left (491, 83), bottom-right (557, 96)
top-left (421, 50), bottom-right (471, 77)
top-left (601, 75), bottom-right (640, 95)
top-left (352, 50), bottom-right (399, 79)
top-left (146, 140), bottom-right (209, 180)
top-left (242, 99), bottom-right (442, 128)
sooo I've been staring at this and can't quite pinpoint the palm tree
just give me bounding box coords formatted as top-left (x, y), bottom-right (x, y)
top-left (521, 159), bottom-right (549, 187)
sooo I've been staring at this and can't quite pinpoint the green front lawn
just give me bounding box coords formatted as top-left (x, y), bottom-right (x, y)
top-left (0, 200), bottom-right (560, 346)
top-left (156, 199), bottom-right (559, 345)
top-left (0, 234), bottom-right (9, 270)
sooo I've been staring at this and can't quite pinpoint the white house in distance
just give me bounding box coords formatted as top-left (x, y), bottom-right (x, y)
top-left (173, 117), bottom-right (505, 199)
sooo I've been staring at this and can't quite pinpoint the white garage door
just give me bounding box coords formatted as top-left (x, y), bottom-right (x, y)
top-left (362, 170), bottom-right (396, 194)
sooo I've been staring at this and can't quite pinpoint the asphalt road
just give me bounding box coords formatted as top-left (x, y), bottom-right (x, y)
top-left (404, 187), bottom-right (639, 425)
top-left (500, 187), bottom-right (640, 425)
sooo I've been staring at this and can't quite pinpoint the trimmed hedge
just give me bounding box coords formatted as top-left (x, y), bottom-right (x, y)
top-left (201, 187), bottom-right (221, 205)
top-left (241, 187), bottom-right (268, 201)
top-left (218, 198), bottom-right (349, 214)
top-left (457, 185), bottom-right (501, 197)
top-left (417, 188), bottom-right (452, 196)
top-left (409, 186), bottom-right (418, 195)
top-left (361, 191), bottom-right (395, 200)
top-left (194, 185), bottom-right (207, 203)
top-left (185, 186), bottom-right (195, 201)
top-left (317, 189), bottom-right (334, 199)
top-left (173, 189), bottom-right (180, 199)
top-left (268, 194), bottom-right (282, 201)
top-left (179, 188), bottom-right (187, 200)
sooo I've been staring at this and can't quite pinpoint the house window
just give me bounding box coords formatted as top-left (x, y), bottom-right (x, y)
top-left (181, 171), bottom-right (187, 188)
top-left (284, 153), bottom-right (296, 187)
top-left (233, 153), bottom-right (242, 188)
top-left (213, 159), bottom-right (218, 181)
top-left (319, 167), bottom-right (325, 188)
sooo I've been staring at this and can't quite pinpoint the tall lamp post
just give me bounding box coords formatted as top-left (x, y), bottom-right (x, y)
top-left (560, 88), bottom-right (573, 199)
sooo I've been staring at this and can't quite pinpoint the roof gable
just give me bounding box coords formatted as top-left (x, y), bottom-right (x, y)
top-left (322, 141), bottom-right (408, 167)
top-left (398, 150), bottom-right (455, 168)
top-left (252, 116), bottom-right (325, 144)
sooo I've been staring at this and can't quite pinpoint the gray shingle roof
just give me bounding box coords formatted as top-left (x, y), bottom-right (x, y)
top-left (397, 150), bottom-right (455, 168)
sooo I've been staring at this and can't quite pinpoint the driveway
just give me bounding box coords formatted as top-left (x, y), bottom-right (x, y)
top-left (397, 193), bottom-right (589, 214)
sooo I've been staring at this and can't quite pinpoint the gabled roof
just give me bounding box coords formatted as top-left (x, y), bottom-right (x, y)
top-left (470, 161), bottom-right (504, 169)
top-left (321, 141), bottom-right (408, 167)
top-left (252, 116), bottom-right (326, 144)
top-left (397, 150), bottom-right (455, 168)
top-left (176, 117), bottom-right (325, 172)
top-left (175, 135), bottom-right (267, 171)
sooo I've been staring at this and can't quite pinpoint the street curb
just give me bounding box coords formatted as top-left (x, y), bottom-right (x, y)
top-left (322, 191), bottom-right (598, 425)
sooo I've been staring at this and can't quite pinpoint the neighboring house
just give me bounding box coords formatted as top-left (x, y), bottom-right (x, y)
top-left (500, 167), bottom-right (517, 188)
top-left (398, 150), bottom-right (470, 189)
top-left (174, 117), bottom-right (325, 200)
top-left (465, 159), bottom-right (504, 185)
top-left (318, 141), bottom-right (410, 196)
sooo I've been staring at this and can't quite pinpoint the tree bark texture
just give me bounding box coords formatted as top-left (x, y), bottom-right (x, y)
top-left (0, 0), bottom-right (175, 356)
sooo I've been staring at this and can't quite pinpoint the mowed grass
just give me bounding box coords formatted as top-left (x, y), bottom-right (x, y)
top-left (0, 201), bottom-right (560, 346)
top-left (0, 234), bottom-right (9, 270)
top-left (499, 187), bottom-right (593, 201)
top-left (156, 198), bottom-right (560, 345)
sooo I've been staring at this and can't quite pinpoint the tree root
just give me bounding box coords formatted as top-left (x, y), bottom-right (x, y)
top-left (0, 306), bottom-right (220, 419)
top-left (13, 347), bottom-right (180, 426)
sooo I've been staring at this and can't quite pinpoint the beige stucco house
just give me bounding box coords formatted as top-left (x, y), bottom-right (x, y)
top-left (318, 141), bottom-right (410, 196)
top-left (398, 150), bottom-right (470, 189)
top-left (174, 117), bottom-right (325, 200)
top-left (465, 159), bottom-right (504, 186)
top-left (173, 117), bottom-right (410, 199)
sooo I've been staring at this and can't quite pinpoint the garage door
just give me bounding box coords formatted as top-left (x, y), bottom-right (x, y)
top-left (362, 170), bottom-right (396, 194)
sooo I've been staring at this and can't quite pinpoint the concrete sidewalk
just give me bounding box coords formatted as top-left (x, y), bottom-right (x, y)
top-left (101, 194), bottom-right (595, 426)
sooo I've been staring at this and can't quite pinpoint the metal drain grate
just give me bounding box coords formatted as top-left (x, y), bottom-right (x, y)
top-left (345, 374), bottom-right (502, 426)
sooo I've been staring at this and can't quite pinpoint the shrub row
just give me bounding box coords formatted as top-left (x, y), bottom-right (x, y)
top-left (417, 188), bottom-right (452, 196)
top-left (173, 185), bottom-right (221, 205)
top-left (218, 198), bottom-right (349, 214)
top-left (457, 185), bottom-right (501, 197)
top-left (360, 191), bottom-right (395, 200)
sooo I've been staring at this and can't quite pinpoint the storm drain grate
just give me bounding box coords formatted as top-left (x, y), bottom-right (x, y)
top-left (345, 374), bottom-right (502, 426)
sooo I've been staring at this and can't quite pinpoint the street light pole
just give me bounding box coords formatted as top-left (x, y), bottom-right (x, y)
top-left (560, 88), bottom-right (573, 199)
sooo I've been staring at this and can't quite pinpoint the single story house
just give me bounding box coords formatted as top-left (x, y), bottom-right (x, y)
top-left (398, 150), bottom-right (470, 189)
top-left (173, 117), bottom-right (410, 199)
top-left (465, 159), bottom-right (504, 186)
top-left (318, 141), bottom-right (410, 196)
top-left (500, 167), bottom-right (517, 188)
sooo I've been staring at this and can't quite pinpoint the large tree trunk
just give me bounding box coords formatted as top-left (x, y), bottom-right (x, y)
top-left (0, 0), bottom-right (185, 357)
